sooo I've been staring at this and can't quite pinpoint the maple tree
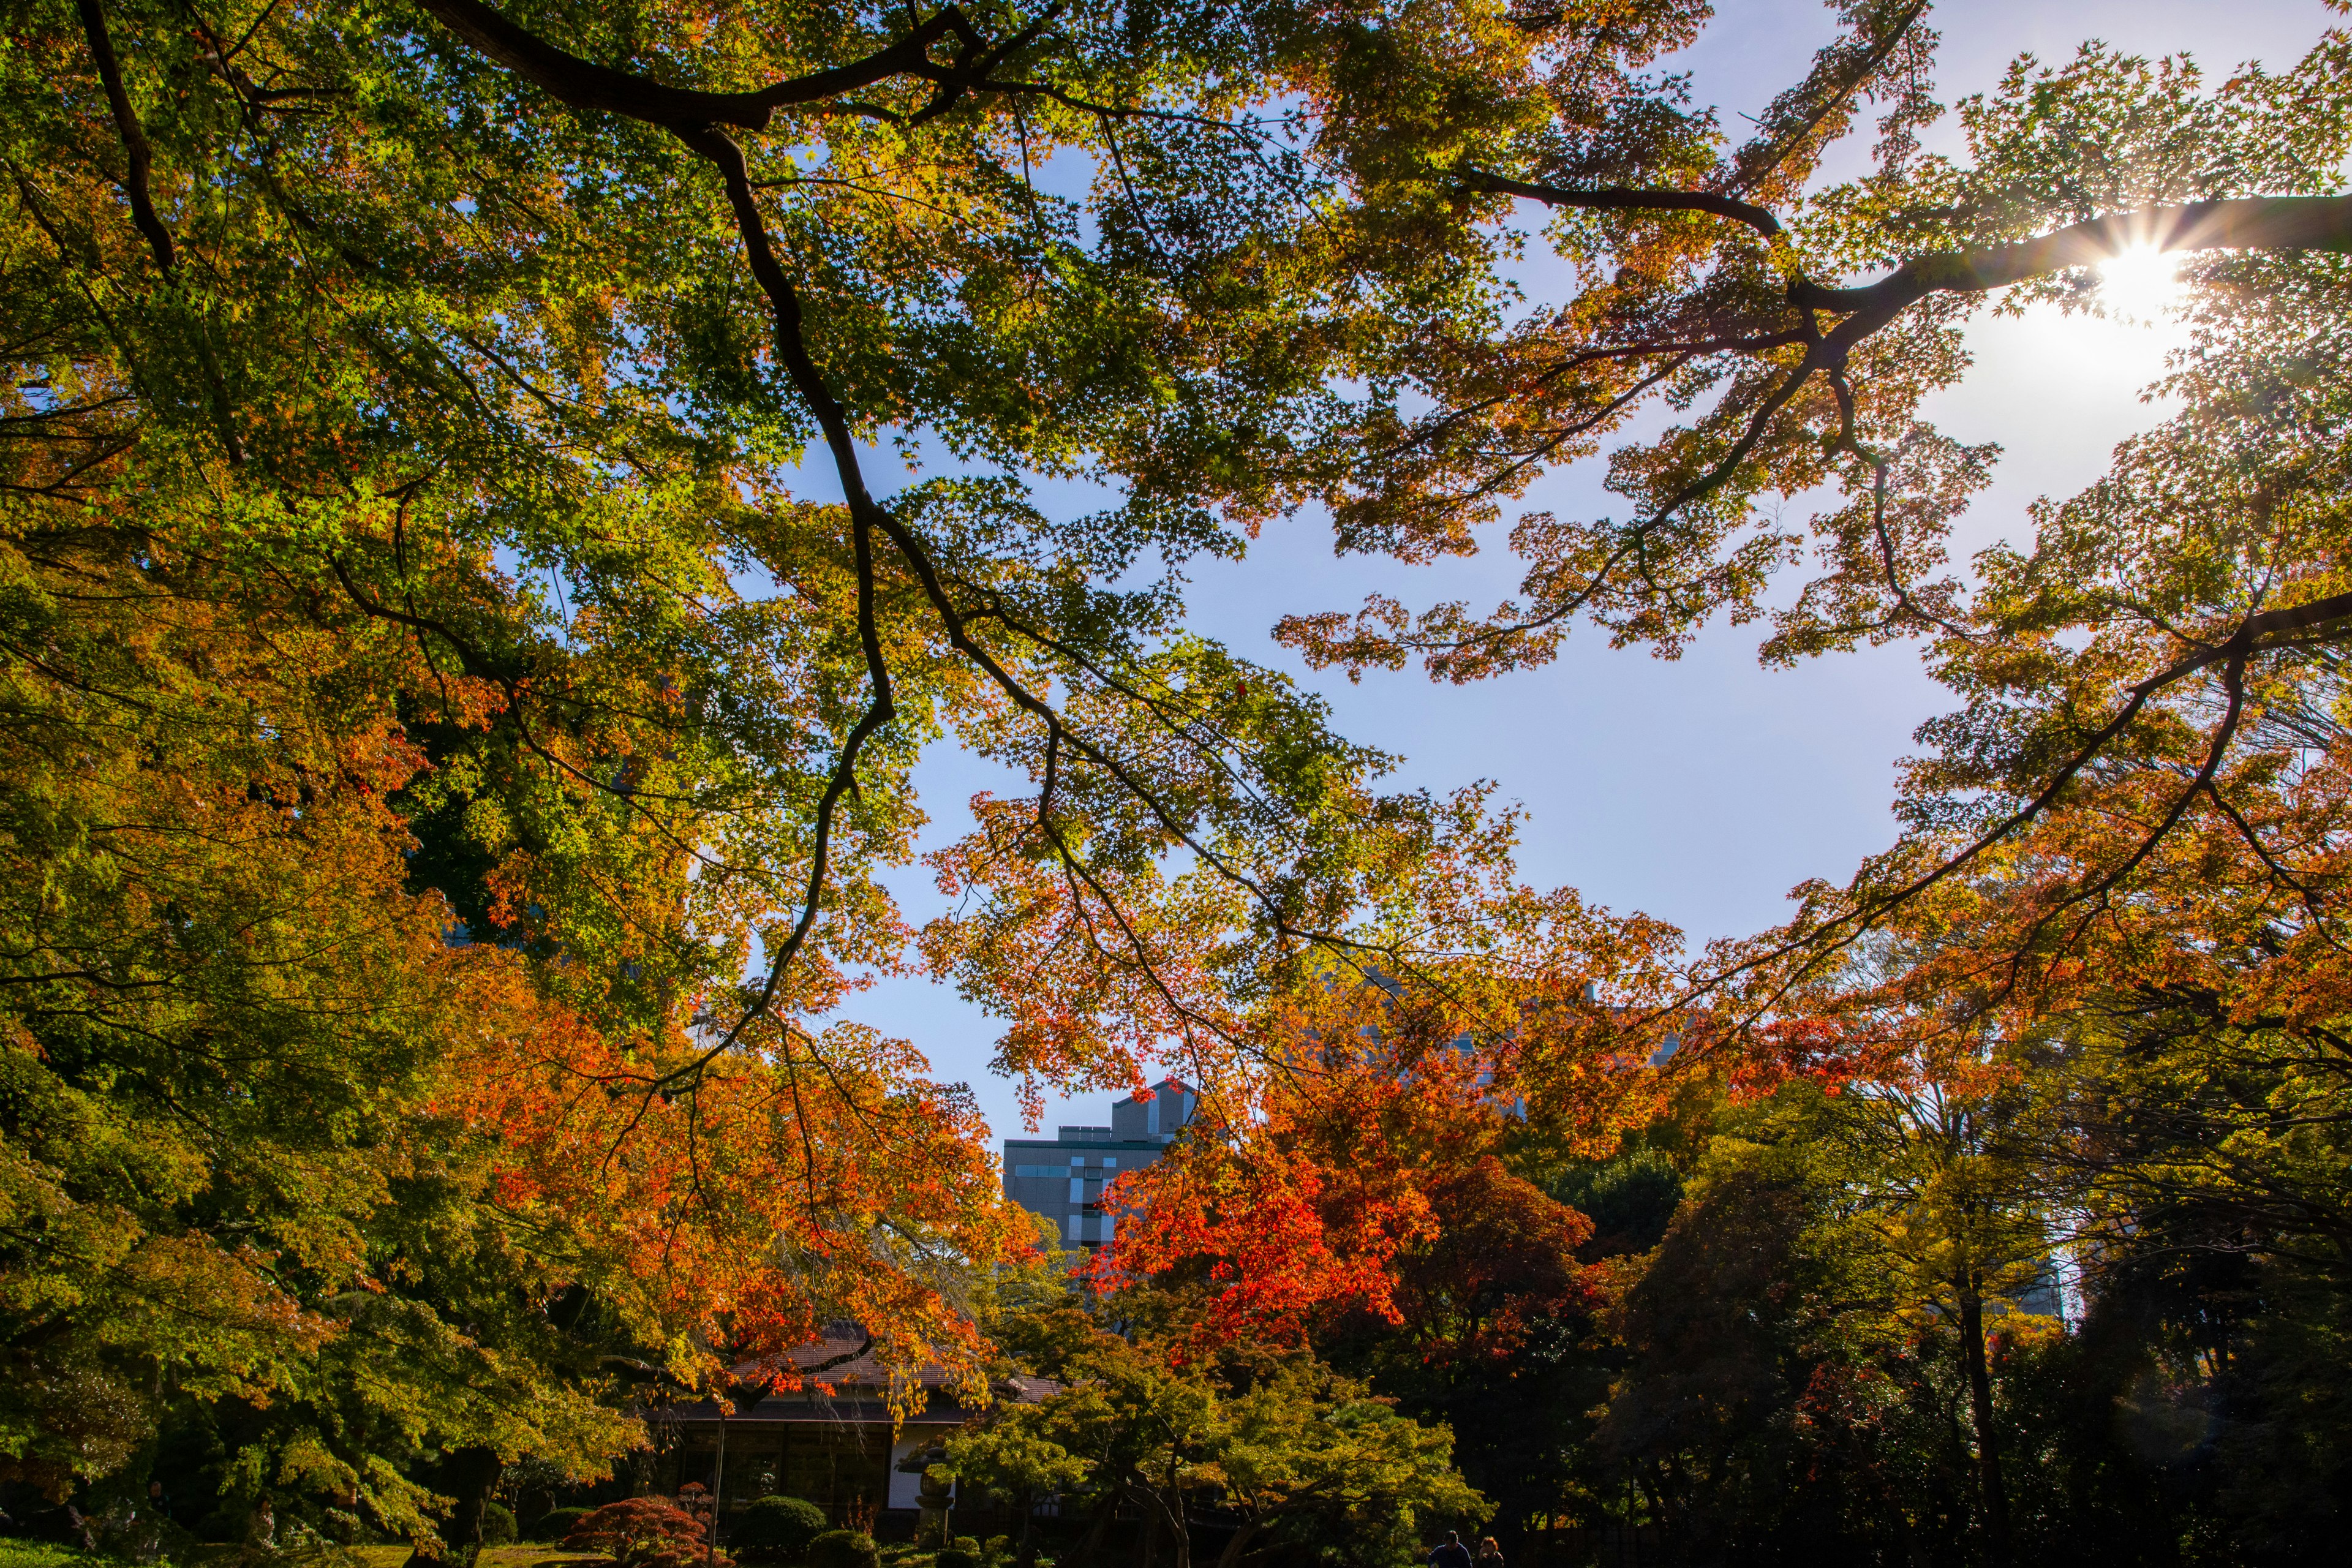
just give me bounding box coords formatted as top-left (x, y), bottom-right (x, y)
top-left (17, 0), bottom-right (2352, 1554)
top-left (1622, 699), bottom-right (2352, 1561)
top-left (563, 1497), bottom-right (725, 1568)
top-left (1, 0), bottom-right (1688, 1539)
top-left (949, 1280), bottom-right (1485, 1568)
top-left (1254, 4), bottom-right (2352, 1014)
top-left (0, 508), bottom-right (1016, 1540)
top-left (1743, 597), bottom-right (2352, 1265)
top-left (1094, 960), bottom-right (1676, 1349)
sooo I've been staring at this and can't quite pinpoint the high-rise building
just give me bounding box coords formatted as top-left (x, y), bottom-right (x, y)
top-left (1000, 1079), bottom-right (1196, 1248)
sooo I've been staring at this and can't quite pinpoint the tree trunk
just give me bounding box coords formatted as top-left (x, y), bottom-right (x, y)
top-left (1137, 1477), bottom-right (1190, 1568)
top-left (1066, 1490), bottom-right (1119, 1568)
top-left (1163, 1461), bottom-right (1191, 1568)
top-left (1213, 1517), bottom-right (1263, 1568)
top-left (408, 1446), bottom-right (503, 1568)
top-left (1956, 1284), bottom-right (2011, 1568)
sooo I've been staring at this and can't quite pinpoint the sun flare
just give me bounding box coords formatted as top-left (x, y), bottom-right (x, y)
top-left (2097, 246), bottom-right (2183, 322)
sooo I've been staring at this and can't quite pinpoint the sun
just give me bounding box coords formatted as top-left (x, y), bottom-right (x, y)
top-left (2097, 246), bottom-right (2183, 322)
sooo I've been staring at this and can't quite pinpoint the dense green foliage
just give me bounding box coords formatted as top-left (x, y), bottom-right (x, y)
top-left (1205, 1060), bottom-right (2352, 1567)
top-left (802, 1531), bottom-right (879, 1568)
top-left (535, 1508), bottom-right (594, 1544)
top-left (950, 1270), bottom-right (1485, 1568)
top-left (729, 1496), bottom-right (828, 1561)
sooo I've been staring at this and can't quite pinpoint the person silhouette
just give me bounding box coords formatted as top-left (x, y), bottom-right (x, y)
top-left (1429, 1531), bottom-right (1473, 1568)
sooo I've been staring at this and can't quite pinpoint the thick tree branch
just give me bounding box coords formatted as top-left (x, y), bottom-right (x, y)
top-left (1796, 195), bottom-right (2352, 312)
top-left (1364, 195), bottom-right (2352, 676)
top-left (1482, 186), bottom-right (2352, 318)
top-left (1466, 173), bottom-right (1782, 239)
top-left (414, 0), bottom-right (983, 131)
top-left (67, 4), bottom-right (249, 466)
top-left (74, 0), bottom-right (174, 272)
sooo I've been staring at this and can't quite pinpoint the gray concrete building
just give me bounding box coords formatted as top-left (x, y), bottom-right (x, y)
top-left (1001, 1078), bottom-right (1196, 1248)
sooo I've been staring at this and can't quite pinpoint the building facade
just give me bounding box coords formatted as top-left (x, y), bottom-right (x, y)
top-left (644, 1330), bottom-right (1053, 1537)
top-left (1001, 1079), bottom-right (1195, 1248)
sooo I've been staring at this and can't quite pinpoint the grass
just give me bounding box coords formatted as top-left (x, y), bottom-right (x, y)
top-left (0, 1545), bottom-right (108, 1568)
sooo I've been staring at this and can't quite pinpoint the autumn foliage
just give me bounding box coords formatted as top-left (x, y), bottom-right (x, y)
top-left (563, 1498), bottom-right (725, 1568)
top-left (1096, 974), bottom-right (1619, 1353)
top-left (15, 0), bottom-right (2352, 1558)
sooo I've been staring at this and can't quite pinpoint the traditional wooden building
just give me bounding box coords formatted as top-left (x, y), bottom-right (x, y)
top-left (649, 1330), bottom-right (1051, 1536)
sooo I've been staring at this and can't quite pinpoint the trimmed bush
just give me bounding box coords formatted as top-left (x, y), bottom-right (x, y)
top-left (482, 1503), bottom-right (518, 1546)
top-left (804, 1530), bottom-right (879, 1568)
top-left (538, 1507), bottom-right (593, 1543)
top-left (935, 1549), bottom-right (979, 1568)
top-left (729, 1496), bottom-right (829, 1561)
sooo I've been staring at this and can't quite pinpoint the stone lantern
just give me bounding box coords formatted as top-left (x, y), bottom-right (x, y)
top-left (894, 1441), bottom-right (953, 1545)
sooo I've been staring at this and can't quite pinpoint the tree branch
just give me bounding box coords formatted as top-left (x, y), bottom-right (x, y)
top-left (1795, 195), bottom-right (2352, 313)
top-left (414, 0), bottom-right (983, 131)
top-left (73, 0), bottom-right (174, 272)
top-left (1466, 173), bottom-right (1782, 239)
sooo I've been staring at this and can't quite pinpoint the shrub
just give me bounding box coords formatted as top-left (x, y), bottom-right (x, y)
top-left (729, 1497), bottom-right (829, 1562)
top-left (804, 1531), bottom-right (878, 1568)
top-left (564, 1498), bottom-right (726, 1568)
top-left (481, 1504), bottom-right (518, 1546)
top-left (538, 1507), bottom-right (593, 1543)
top-left (935, 1549), bottom-right (979, 1568)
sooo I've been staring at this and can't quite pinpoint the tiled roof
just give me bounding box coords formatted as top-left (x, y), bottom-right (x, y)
top-left (654, 1330), bottom-right (1055, 1425)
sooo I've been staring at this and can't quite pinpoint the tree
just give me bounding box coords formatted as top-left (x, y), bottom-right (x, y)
top-left (564, 1497), bottom-right (723, 1568)
top-left (1787, 1079), bottom-right (2057, 1567)
top-left (3, 0), bottom-right (1673, 1461)
top-left (1585, 1075), bottom-right (2064, 1567)
top-left (1253, 6), bottom-right (2352, 1012)
top-left (1312, 1131), bottom-right (1615, 1554)
top-left (949, 1292), bottom-right (1484, 1568)
top-left (1773, 715), bottom-right (2352, 1559)
top-left (15, 0), bottom-right (1760, 1539)
top-left (21, 0), bottom-right (2352, 1551)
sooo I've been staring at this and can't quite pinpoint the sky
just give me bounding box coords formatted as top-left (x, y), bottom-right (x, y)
top-left (827, 0), bottom-right (2346, 1142)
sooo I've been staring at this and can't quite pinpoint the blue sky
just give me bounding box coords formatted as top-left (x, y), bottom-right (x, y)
top-left (827, 0), bottom-right (2345, 1140)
